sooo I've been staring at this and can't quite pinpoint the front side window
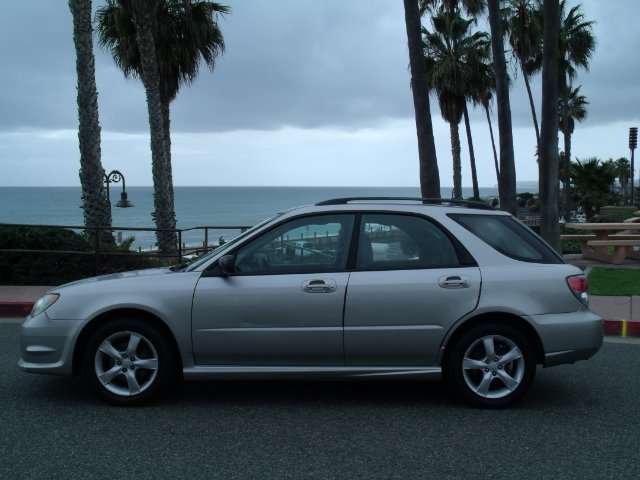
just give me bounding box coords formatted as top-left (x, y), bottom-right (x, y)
top-left (233, 214), bottom-right (355, 274)
top-left (356, 214), bottom-right (460, 270)
top-left (450, 214), bottom-right (563, 264)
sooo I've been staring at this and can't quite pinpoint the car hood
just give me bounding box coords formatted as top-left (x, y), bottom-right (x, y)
top-left (57, 267), bottom-right (175, 289)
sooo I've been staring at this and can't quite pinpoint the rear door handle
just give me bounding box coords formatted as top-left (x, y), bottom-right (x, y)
top-left (438, 275), bottom-right (469, 289)
top-left (302, 279), bottom-right (337, 293)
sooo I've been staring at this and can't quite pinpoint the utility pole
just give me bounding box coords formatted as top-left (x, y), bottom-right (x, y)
top-left (630, 127), bottom-right (638, 205)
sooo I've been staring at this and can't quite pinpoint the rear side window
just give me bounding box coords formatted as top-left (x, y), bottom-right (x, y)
top-left (450, 214), bottom-right (563, 264)
top-left (356, 213), bottom-right (461, 270)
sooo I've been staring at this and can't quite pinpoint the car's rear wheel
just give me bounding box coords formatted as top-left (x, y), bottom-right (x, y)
top-left (83, 318), bottom-right (175, 406)
top-left (447, 323), bottom-right (536, 408)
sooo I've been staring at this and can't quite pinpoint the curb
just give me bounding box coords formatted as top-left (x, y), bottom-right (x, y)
top-left (0, 302), bottom-right (34, 318)
top-left (603, 319), bottom-right (640, 338)
top-left (1, 301), bottom-right (639, 338)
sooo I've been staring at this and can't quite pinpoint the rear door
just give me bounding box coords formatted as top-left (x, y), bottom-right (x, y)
top-left (344, 213), bottom-right (481, 366)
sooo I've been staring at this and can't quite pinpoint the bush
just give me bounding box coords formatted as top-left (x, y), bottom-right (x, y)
top-left (0, 226), bottom-right (159, 285)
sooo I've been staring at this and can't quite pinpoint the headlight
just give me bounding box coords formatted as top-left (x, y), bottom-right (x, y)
top-left (30, 294), bottom-right (60, 318)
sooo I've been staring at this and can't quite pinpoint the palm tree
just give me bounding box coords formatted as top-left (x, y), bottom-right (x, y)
top-left (558, 1), bottom-right (595, 220)
top-left (423, 9), bottom-right (489, 200)
top-left (538, 0), bottom-right (560, 251)
top-left (613, 157), bottom-right (631, 201)
top-left (403, 0), bottom-right (441, 198)
top-left (465, 42), bottom-right (495, 199)
top-left (571, 158), bottom-right (616, 218)
top-left (128, 0), bottom-right (176, 253)
top-left (96, 0), bottom-right (228, 253)
top-left (421, 1), bottom-right (490, 201)
top-left (558, 84), bottom-right (588, 217)
top-left (69, 0), bottom-right (112, 242)
top-left (503, 0), bottom-right (544, 149)
top-left (487, 0), bottom-right (517, 214)
top-left (419, 0), bottom-right (486, 17)
top-left (475, 67), bottom-right (501, 190)
top-left (558, 1), bottom-right (595, 88)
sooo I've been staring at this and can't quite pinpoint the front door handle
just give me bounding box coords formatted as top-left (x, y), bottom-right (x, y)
top-left (438, 275), bottom-right (469, 289)
top-left (302, 279), bottom-right (337, 293)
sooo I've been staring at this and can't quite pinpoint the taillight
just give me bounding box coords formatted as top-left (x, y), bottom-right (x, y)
top-left (567, 275), bottom-right (589, 306)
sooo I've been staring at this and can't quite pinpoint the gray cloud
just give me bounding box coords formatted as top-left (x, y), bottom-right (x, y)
top-left (0, 0), bottom-right (638, 137)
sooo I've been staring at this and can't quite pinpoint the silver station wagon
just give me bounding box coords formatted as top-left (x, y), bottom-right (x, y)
top-left (20, 198), bottom-right (603, 408)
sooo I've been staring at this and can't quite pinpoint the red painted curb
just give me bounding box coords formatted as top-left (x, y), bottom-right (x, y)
top-left (0, 302), bottom-right (33, 318)
top-left (603, 319), bottom-right (640, 338)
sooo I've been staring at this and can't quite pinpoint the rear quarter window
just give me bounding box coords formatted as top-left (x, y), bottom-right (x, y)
top-left (449, 214), bottom-right (563, 264)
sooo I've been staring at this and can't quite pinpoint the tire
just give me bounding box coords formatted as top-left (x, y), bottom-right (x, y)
top-left (446, 323), bottom-right (536, 408)
top-left (83, 318), bottom-right (176, 406)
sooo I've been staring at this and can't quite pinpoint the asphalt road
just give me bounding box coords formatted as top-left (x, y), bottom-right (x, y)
top-left (2, 322), bottom-right (639, 479)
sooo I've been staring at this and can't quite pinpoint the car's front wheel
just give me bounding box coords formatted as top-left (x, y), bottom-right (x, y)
top-left (447, 323), bottom-right (536, 408)
top-left (83, 318), bottom-right (175, 406)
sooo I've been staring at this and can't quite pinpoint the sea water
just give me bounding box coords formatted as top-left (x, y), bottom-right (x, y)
top-left (0, 186), bottom-right (501, 249)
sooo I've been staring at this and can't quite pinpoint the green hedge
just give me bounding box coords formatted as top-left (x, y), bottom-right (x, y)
top-left (0, 226), bottom-right (159, 285)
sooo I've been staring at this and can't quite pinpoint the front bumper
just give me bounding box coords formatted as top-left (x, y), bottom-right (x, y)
top-left (18, 312), bottom-right (83, 376)
top-left (527, 309), bottom-right (603, 367)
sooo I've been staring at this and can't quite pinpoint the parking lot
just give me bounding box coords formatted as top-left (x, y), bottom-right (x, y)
top-left (2, 322), bottom-right (639, 479)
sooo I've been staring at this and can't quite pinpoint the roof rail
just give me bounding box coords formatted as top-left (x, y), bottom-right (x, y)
top-left (315, 197), bottom-right (495, 210)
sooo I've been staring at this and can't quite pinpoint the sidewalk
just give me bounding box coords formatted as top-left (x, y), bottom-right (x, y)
top-left (589, 295), bottom-right (640, 337)
top-left (0, 285), bottom-right (638, 337)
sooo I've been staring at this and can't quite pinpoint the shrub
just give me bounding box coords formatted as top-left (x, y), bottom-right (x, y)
top-left (0, 226), bottom-right (159, 285)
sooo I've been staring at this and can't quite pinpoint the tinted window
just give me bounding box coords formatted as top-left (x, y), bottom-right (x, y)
top-left (233, 214), bottom-right (355, 274)
top-left (356, 214), bottom-right (460, 270)
top-left (450, 214), bottom-right (563, 264)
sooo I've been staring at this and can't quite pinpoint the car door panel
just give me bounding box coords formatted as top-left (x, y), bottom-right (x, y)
top-left (344, 268), bottom-right (481, 365)
top-left (191, 213), bottom-right (355, 366)
top-left (192, 273), bottom-right (349, 365)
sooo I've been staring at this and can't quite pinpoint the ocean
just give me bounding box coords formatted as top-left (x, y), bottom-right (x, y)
top-left (0, 186), bottom-right (501, 249)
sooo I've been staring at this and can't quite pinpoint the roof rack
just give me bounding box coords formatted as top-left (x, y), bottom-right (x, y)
top-left (315, 197), bottom-right (495, 210)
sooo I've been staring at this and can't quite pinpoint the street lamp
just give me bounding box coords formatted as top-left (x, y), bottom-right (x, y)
top-left (630, 127), bottom-right (637, 205)
top-left (104, 170), bottom-right (133, 208)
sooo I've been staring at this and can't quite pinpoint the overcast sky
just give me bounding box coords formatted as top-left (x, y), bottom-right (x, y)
top-left (0, 0), bottom-right (638, 188)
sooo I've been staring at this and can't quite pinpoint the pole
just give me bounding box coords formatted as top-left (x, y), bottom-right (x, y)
top-left (632, 149), bottom-right (636, 206)
top-left (630, 127), bottom-right (638, 205)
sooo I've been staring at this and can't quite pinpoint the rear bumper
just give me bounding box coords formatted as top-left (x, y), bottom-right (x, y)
top-left (527, 309), bottom-right (603, 367)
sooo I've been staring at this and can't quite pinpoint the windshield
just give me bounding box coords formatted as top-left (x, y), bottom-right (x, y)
top-left (185, 214), bottom-right (282, 271)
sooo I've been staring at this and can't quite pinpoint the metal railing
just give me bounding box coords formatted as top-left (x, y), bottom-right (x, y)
top-left (0, 223), bottom-right (252, 277)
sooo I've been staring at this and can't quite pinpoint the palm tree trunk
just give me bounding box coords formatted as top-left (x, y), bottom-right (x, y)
top-left (562, 96), bottom-right (572, 220)
top-left (463, 104), bottom-right (479, 199)
top-left (161, 99), bottom-right (176, 217)
top-left (485, 104), bottom-right (501, 192)
top-left (69, 0), bottom-right (112, 243)
top-left (130, 0), bottom-right (177, 255)
top-left (487, 0), bottom-right (517, 214)
top-left (522, 64), bottom-right (541, 152)
top-left (539, 0), bottom-right (561, 252)
top-left (403, 0), bottom-right (441, 198)
top-left (450, 122), bottom-right (462, 200)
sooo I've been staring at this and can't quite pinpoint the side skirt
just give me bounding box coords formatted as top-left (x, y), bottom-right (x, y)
top-left (182, 366), bottom-right (442, 381)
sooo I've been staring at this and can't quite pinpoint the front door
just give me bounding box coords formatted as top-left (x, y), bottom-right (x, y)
top-left (192, 214), bottom-right (355, 366)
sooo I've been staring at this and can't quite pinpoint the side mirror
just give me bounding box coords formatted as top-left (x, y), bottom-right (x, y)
top-left (218, 255), bottom-right (236, 276)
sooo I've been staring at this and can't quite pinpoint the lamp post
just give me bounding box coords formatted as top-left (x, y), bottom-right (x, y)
top-left (104, 170), bottom-right (133, 208)
top-left (630, 127), bottom-right (638, 205)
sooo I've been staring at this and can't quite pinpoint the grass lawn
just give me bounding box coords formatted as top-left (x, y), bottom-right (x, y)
top-left (587, 267), bottom-right (640, 296)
